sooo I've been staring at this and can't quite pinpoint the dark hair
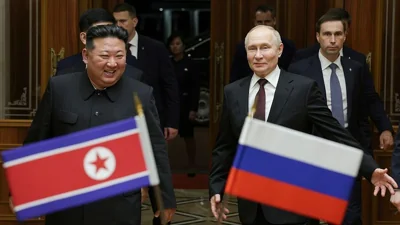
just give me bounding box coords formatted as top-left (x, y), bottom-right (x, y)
top-left (113, 3), bottom-right (137, 18)
top-left (255, 5), bottom-right (276, 18)
top-left (316, 13), bottom-right (347, 33)
top-left (85, 24), bottom-right (129, 50)
top-left (325, 8), bottom-right (352, 26)
top-left (78, 8), bottom-right (115, 32)
top-left (167, 32), bottom-right (186, 46)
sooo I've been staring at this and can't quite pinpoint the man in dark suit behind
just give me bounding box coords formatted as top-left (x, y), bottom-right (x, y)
top-left (19, 25), bottom-right (176, 225)
top-left (291, 8), bottom-right (394, 153)
top-left (229, 5), bottom-right (296, 83)
top-left (209, 25), bottom-right (397, 225)
top-left (113, 3), bottom-right (180, 142)
top-left (289, 12), bottom-right (394, 225)
top-left (55, 8), bottom-right (140, 76)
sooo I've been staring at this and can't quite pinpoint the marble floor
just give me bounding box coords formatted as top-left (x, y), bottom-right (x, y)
top-left (141, 189), bottom-right (328, 225)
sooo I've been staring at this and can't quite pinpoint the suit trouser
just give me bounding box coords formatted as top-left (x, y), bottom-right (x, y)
top-left (242, 205), bottom-right (309, 225)
top-left (342, 180), bottom-right (362, 225)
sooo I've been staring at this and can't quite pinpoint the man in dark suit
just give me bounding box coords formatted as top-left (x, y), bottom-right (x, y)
top-left (229, 5), bottom-right (296, 83)
top-left (391, 124), bottom-right (400, 211)
top-left (56, 8), bottom-right (139, 76)
top-left (291, 8), bottom-right (394, 153)
top-left (113, 3), bottom-right (180, 142)
top-left (209, 25), bottom-right (397, 225)
top-left (18, 25), bottom-right (176, 225)
top-left (288, 13), bottom-right (393, 225)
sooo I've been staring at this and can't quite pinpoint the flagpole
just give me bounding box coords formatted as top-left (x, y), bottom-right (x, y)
top-left (133, 93), bottom-right (167, 225)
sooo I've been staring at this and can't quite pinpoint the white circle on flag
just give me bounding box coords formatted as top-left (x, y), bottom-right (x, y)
top-left (83, 146), bottom-right (116, 181)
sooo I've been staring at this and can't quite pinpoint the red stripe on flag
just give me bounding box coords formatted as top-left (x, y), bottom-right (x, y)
top-left (7, 133), bottom-right (146, 206)
top-left (225, 168), bottom-right (347, 225)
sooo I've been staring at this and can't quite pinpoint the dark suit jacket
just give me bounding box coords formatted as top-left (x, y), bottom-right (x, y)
top-left (135, 34), bottom-right (180, 129)
top-left (291, 45), bottom-right (393, 134)
top-left (288, 55), bottom-right (371, 153)
top-left (229, 37), bottom-right (296, 83)
top-left (392, 123), bottom-right (400, 184)
top-left (209, 70), bottom-right (378, 224)
top-left (24, 72), bottom-right (176, 225)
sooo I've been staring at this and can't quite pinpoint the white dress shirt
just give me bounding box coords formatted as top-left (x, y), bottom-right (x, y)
top-left (248, 66), bottom-right (281, 121)
top-left (318, 51), bottom-right (348, 127)
top-left (128, 32), bottom-right (139, 58)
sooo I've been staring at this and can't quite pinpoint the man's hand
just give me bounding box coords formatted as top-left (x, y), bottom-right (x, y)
top-left (141, 187), bottom-right (149, 203)
top-left (371, 168), bottom-right (398, 196)
top-left (380, 130), bottom-right (393, 150)
top-left (164, 127), bottom-right (178, 141)
top-left (155, 208), bottom-right (176, 223)
top-left (390, 191), bottom-right (400, 212)
top-left (210, 194), bottom-right (229, 221)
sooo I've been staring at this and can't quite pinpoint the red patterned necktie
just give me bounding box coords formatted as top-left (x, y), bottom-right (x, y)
top-left (253, 79), bottom-right (268, 121)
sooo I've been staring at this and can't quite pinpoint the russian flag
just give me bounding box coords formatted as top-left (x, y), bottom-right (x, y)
top-left (225, 117), bottom-right (363, 225)
top-left (1, 116), bottom-right (159, 221)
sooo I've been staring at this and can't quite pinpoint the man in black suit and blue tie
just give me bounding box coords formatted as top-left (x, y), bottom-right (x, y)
top-left (291, 8), bottom-right (394, 153)
top-left (288, 13), bottom-right (393, 225)
top-left (209, 24), bottom-right (397, 225)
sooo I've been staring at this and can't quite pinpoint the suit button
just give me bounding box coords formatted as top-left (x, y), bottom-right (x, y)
top-left (95, 111), bottom-right (99, 116)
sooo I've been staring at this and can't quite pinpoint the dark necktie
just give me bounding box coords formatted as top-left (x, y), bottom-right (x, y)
top-left (329, 63), bottom-right (345, 126)
top-left (253, 79), bottom-right (268, 121)
top-left (127, 43), bottom-right (133, 56)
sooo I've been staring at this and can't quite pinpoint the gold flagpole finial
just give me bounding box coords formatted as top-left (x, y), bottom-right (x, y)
top-left (249, 95), bottom-right (258, 118)
top-left (133, 93), bottom-right (144, 116)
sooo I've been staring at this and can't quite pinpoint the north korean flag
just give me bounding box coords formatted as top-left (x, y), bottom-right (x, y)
top-left (1, 116), bottom-right (159, 221)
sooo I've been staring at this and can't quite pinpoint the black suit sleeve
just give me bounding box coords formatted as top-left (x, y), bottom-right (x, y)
top-left (392, 123), bottom-right (400, 184)
top-left (305, 81), bottom-right (378, 181)
top-left (144, 87), bottom-right (176, 209)
top-left (209, 90), bottom-right (237, 199)
top-left (361, 63), bottom-right (393, 134)
top-left (24, 79), bottom-right (53, 144)
top-left (158, 44), bottom-right (180, 129)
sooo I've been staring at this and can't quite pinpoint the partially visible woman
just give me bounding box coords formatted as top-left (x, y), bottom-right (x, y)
top-left (167, 33), bottom-right (200, 172)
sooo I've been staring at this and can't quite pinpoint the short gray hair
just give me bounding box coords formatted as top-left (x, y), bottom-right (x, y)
top-left (244, 25), bottom-right (282, 48)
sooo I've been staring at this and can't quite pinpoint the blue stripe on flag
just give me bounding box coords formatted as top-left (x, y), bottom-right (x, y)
top-left (15, 175), bottom-right (149, 221)
top-left (233, 145), bottom-right (355, 200)
top-left (2, 117), bottom-right (137, 162)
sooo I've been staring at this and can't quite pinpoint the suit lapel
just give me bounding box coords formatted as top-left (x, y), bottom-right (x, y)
top-left (340, 57), bottom-right (355, 120)
top-left (236, 76), bottom-right (251, 120)
top-left (308, 56), bottom-right (327, 98)
top-left (267, 71), bottom-right (294, 123)
top-left (137, 35), bottom-right (146, 67)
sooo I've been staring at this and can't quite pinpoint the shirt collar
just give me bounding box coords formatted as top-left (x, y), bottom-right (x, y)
top-left (318, 50), bottom-right (343, 71)
top-left (250, 66), bottom-right (281, 89)
top-left (80, 71), bottom-right (123, 102)
top-left (129, 31), bottom-right (139, 47)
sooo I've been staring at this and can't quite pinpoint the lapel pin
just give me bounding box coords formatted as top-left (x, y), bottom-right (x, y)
top-left (349, 68), bottom-right (352, 71)
top-left (142, 46), bottom-right (145, 50)
top-left (184, 68), bottom-right (188, 71)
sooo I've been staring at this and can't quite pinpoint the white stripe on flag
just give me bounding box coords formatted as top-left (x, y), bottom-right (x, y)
top-left (3, 129), bottom-right (139, 168)
top-left (135, 115), bottom-right (160, 186)
top-left (239, 117), bottom-right (363, 177)
top-left (14, 171), bottom-right (149, 211)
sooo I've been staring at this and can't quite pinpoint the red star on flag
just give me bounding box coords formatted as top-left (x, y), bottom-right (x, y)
top-left (90, 153), bottom-right (108, 173)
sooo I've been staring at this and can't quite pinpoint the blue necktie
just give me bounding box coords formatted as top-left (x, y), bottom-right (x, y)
top-left (329, 63), bottom-right (345, 126)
